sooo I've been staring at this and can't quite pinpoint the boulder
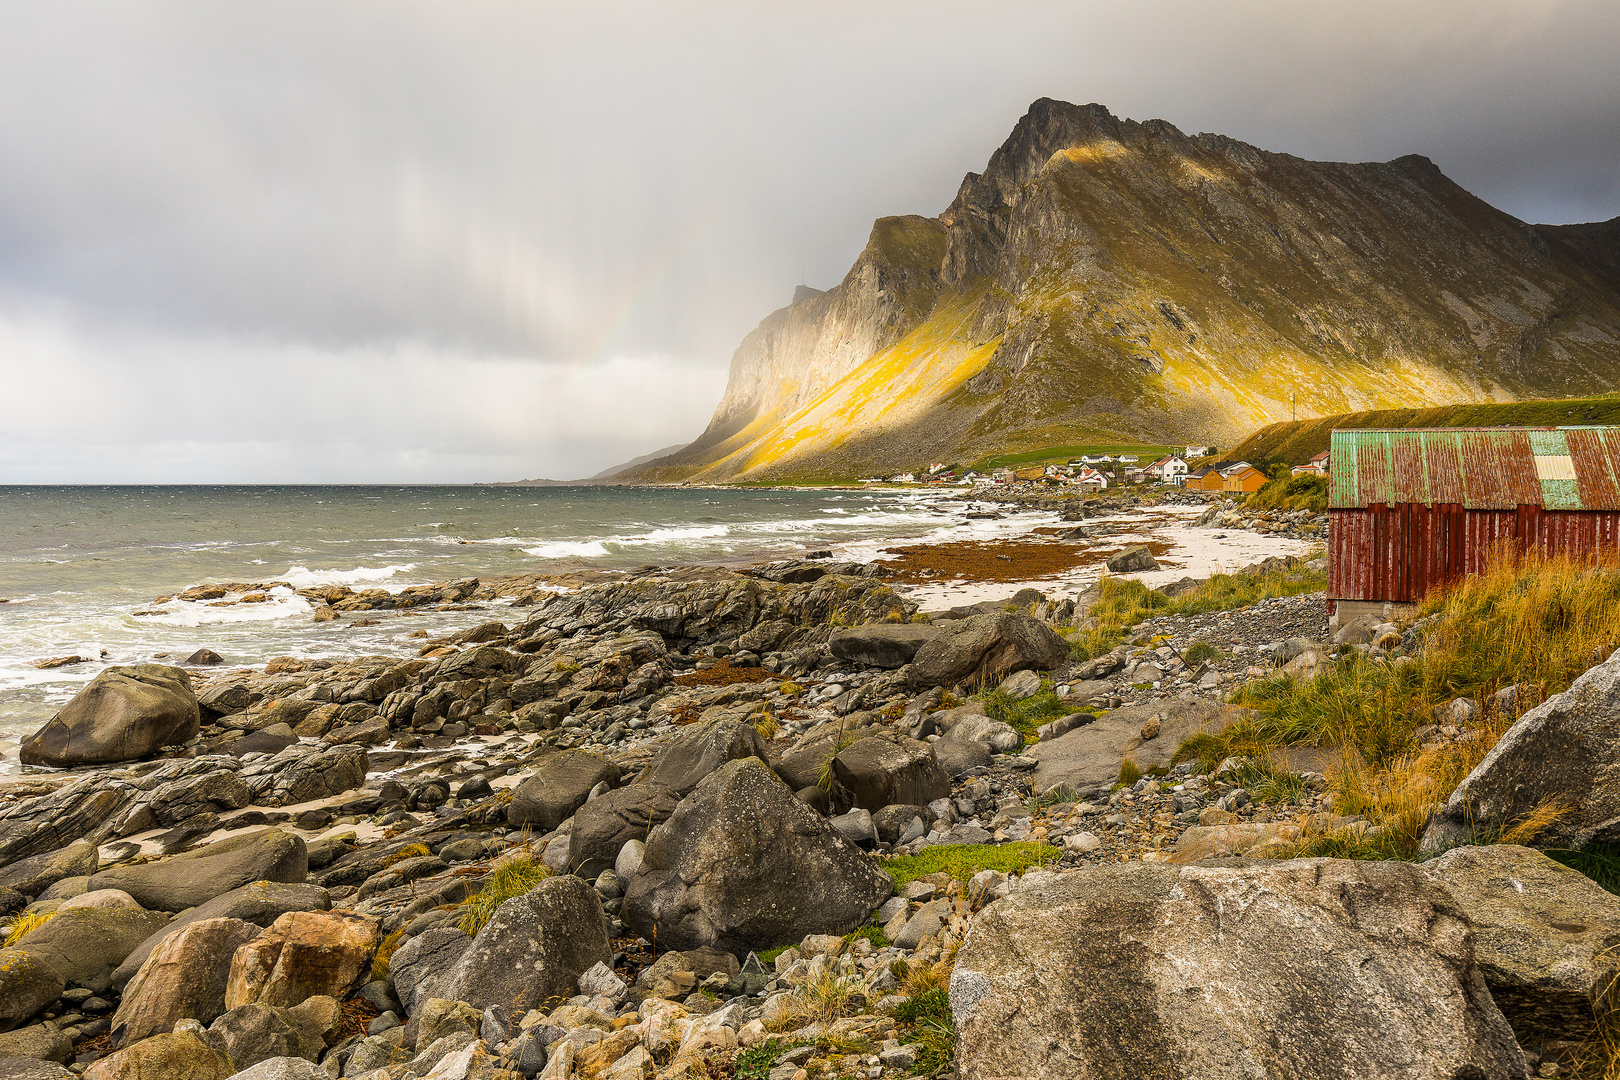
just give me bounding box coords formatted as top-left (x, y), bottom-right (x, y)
top-left (0, 844), bottom-right (99, 899)
top-left (243, 745), bottom-right (369, 806)
top-left (1104, 546), bottom-right (1159, 573)
top-left (224, 911), bottom-right (379, 1009)
top-left (10, 907), bottom-right (169, 993)
top-left (951, 859), bottom-right (1527, 1080)
top-left (996, 669), bottom-right (1042, 700)
top-left (0, 952), bottom-right (62, 1032)
top-left (943, 714), bottom-right (1023, 754)
top-left (507, 751), bottom-right (623, 831)
top-left (906, 614), bottom-right (1068, 691)
top-left (1425, 844), bottom-right (1620, 1037)
top-left (221, 1059), bottom-right (328, 1080)
top-left (642, 722), bottom-right (767, 795)
top-left (568, 784), bottom-right (682, 880)
top-left (203, 998), bottom-right (336, 1070)
top-left (81, 1031), bottom-right (233, 1080)
top-left (228, 725), bottom-right (299, 759)
top-left (111, 917), bottom-right (263, 1046)
top-left (930, 738), bottom-right (992, 778)
top-left (622, 758), bottom-right (893, 953)
top-left (831, 737), bottom-right (952, 811)
top-left (1423, 647), bottom-right (1620, 853)
top-left (110, 881), bottom-right (331, 992)
top-left (435, 876), bottom-right (611, 1012)
top-left (829, 624), bottom-right (941, 669)
top-left (19, 665), bottom-right (200, 768)
top-left (771, 727), bottom-right (875, 792)
top-left (87, 829), bottom-right (307, 912)
top-left (387, 928), bottom-right (471, 1014)
top-left (59, 889), bottom-right (140, 913)
top-left (871, 804), bottom-right (929, 844)
top-left (0, 1026), bottom-right (70, 1065)
top-left (1025, 699), bottom-right (1229, 797)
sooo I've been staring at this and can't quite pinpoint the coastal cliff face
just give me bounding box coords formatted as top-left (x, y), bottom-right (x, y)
top-left (637, 99), bottom-right (1620, 480)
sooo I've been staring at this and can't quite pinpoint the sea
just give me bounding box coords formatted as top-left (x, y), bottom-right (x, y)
top-left (0, 484), bottom-right (1057, 774)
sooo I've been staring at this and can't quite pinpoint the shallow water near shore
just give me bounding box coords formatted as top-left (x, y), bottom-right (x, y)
top-left (0, 484), bottom-right (1047, 771)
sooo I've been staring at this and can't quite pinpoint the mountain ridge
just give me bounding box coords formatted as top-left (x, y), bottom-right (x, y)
top-left (629, 99), bottom-right (1620, 482)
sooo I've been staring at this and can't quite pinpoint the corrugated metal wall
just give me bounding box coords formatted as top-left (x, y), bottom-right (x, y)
top-left (1329, 505), bottom-right (1620, 602)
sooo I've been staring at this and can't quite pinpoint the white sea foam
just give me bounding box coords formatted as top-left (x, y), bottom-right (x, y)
top-left (280, 564), bottom-right (419, 589)
top-left (137, 586), bottom-right (313, 626)
top-left (522, 539), bottom-right (613, 558)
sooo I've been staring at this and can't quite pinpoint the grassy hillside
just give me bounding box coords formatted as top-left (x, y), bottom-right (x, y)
top-left (1226, 394), bottom-right (1620, 469)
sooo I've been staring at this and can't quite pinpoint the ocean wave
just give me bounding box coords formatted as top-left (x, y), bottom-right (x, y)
top-left (281, 564), bottom-right (419, 589)
top-left (135, 586), bottom-right (312, 627)
top-left (522, 540), bottom-right (612, 558)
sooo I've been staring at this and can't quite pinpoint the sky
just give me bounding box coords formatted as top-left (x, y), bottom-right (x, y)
top-left (2, 1), bottom-right (1618, 483)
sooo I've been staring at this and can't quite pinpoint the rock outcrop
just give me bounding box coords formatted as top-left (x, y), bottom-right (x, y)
top-left (20, 665), bottom-right (200, 768)
top-left (622, 758), bottom-right (892, 953)
top-left (951, 860), bottom-right (1528, 1080)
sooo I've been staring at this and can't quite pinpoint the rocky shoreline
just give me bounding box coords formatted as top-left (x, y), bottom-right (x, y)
top-left (0, 525), bottom-right (1612, 1079)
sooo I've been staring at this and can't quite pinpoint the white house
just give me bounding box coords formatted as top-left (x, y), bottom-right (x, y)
top-left (1292, 450), bottom-right (1330, 477)
top-left (1080, 454), bottom-right (1113, 465)
top-left (1146, 455), bottom-right (1189, 485)
top-left (889, 473), bottom-right (916, 483)
top-left (1117, 454), bottom-right (1140, 464)
top-left (1075, 466), bottom-right (1109, 490)
top-left (1185, 445), bottom-right (1212, 459)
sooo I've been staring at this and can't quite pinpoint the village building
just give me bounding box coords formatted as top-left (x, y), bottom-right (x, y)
top-left (1221, 463), bottom-right (1268, 494)
top-left (1327, 426), bottom-right (1620, 627)
top-left (1292, 449), bottom-right (1331, 476)
top-left (1074, 466), bottom-right (1109, 490)
top-left (1145, 455), bottom-right (1189, 484)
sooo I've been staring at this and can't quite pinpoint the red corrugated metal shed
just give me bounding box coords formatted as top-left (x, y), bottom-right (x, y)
top-left (1328, 427), bottom-right (1620, 607)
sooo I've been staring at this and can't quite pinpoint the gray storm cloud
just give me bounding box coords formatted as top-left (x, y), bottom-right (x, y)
top-left (2, 0), bottom-right (1617, 481)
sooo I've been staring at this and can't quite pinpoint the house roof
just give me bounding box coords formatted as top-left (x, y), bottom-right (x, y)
top-left (1328, 427), bottom-right (1620, 511)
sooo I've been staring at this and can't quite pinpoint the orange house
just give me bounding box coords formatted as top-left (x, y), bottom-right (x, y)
top-left (1222, 465), bottom-right (1267, 494)
top-left (1184, 467), bottom-right (1223, 492)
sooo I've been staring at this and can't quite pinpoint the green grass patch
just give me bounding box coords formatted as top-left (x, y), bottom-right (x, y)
top-left (969, 443), bottom-right (1175, 472)
top-left (735, 1039), bottom-right (797, 1080)
top-left (890, 987), bottom-right (950, 1025)
top-left (457, 855), bottom-right (550, 936)
top-left (1547, 846), bottom-right (1620, 895)
top-left (914, 1015), bottom-right (955, 1074)
top-left (881, 842), bottom-right (1058, 889)
top-left (757, 944), bottom-right (794, 964)
top-left (977, 684), bottom-right (1073, 739)
top-left (844, 925), bottom-right (893, 949)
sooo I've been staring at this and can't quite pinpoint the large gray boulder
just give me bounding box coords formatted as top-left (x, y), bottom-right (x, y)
top-left (0, 843), bottom-right (99, 899)
top-left (1025, 699), bottom-right (1227, 797)
top-left (507, 751), bottom-right (622, 831)
top-left (1425, 844), bottom-right (1620, 1037)
top-left (19, 665), bottom-right (200, 768)
top-left (906, 614), bottom-right (1068, 691)
top-left (831, 737), bottom-right (952, 811)
top-left (387, 928), bottom-right (471, 1014)
top-left (1423, 647), bottom-right (1620, 853)
top-left (435, 876), bottom-right (611, 1012)
top-left (88, 829), bottom-right (307, 912)
top-left (568, 784), bottom-right (682, 880)
top-left (111, 881), bottom-right (330, 992)
top-left (0, 1026), bottom-right (70, 1065)
top-left (10, 906), bottom-right (169, 993)
top-left (203, 999), bottom-right (335, 1070)
top-left (829, 624), bottom-right (941, 669)
top-left (111, 917), bottom-right (263, 1046)
top-left (1104, 545), bottom-right (1159, 573)
top-left (951, 859), bottom-right (1527, 1080)
top-left (622, 758), bottom-right (893, 953)
top-left (641, 721), bottom-right (766, 795)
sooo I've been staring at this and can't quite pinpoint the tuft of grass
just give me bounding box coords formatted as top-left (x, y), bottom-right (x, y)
top-left (383, 843), bottom-right (431, 868)
top-left (758, 944), bottom-right (794, 964)
top-left (1228, 756), bottom-right (1305, 805)
top-left (844, 926), bottom-right (892, 949)
top-left (735, 1039), bottom-right (793, 1080)
top-left (891, 958), bottom-right (953, 998)
top-left (371, 928), bottom-right (406, 981)
top-left (777, 682), bottom-right (804, 697)
top-left (881, 842), bottom-right (1057, 889)
top-left (1028, 783), bottom-right (1082, 812)
top-left (754, 711), bottom-right (781, 740)
top-left (977, 685), bottom-right (1072, 740)
top-left (1245, 473), bottom-right (1328, 513)
top-left (910, 612), bottom-right (932, 624)
top-left (889, 987), bottom-right (949, 1025)
top-left (1183, 638), bottom-right (1219, 667)
top-left (766, 964), bottom-right (863, 1032)
top-left (1115, 759), bottom-right (1142, 788)
top-left (457, 855), bottom-right (550, 935)
top-left (3, 910), bottom-right (54, 947)
top-left (913, 1015), bottom-right (955, 1074)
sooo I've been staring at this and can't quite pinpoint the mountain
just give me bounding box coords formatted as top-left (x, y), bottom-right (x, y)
top-left (626, 99), bottom-right (1620, 482)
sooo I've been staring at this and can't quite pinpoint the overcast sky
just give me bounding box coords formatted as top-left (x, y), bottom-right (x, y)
top-left (3, 1), bottom-right (1617, 483)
